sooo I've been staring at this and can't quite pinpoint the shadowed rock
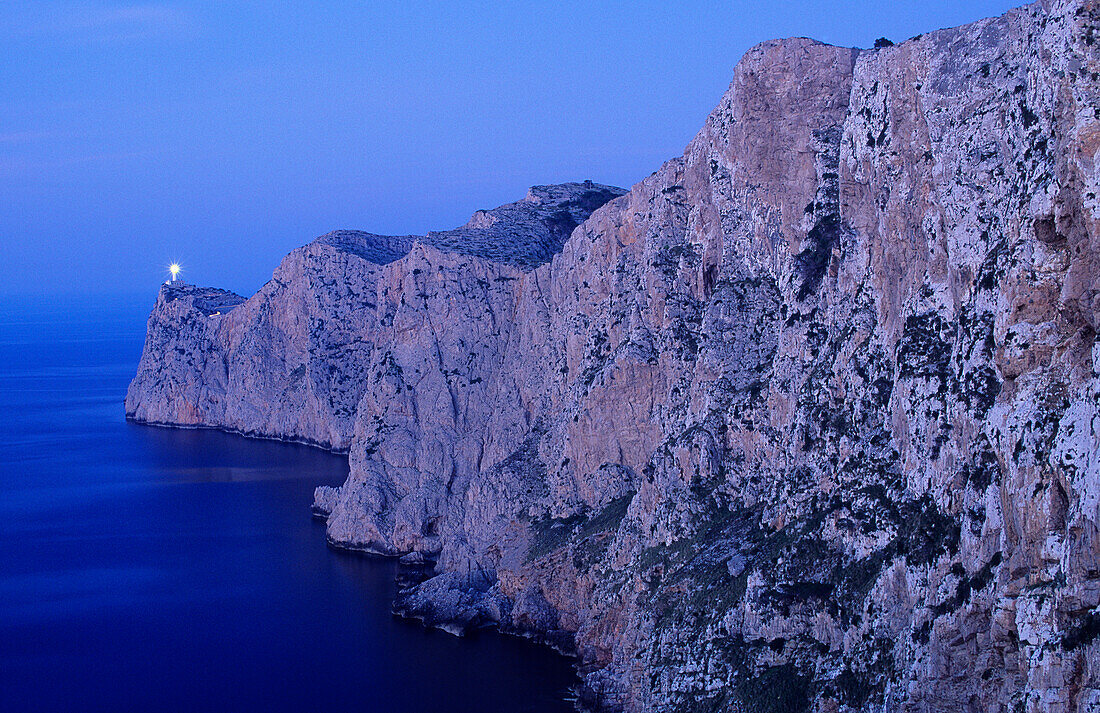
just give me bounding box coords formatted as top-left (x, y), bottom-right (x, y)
top-left (128, 2), bottom-right (1100, 710)
top-left (310, 181), bottom-right (627, 270)
top-left (125, 181), bottom-right (626, 450)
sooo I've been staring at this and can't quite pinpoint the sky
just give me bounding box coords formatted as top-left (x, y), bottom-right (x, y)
top-left (1, 1), bottom-right (1024, 298)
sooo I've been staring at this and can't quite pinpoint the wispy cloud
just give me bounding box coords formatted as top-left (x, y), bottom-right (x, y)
top-left (6, 3), bottom-right (195, 43)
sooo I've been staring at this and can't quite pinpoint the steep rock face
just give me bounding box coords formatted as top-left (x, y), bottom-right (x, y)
top-left (128, 2), bottom-right (1100, 711)
top-left (125, 181), bottom-right (626, 451)
top-left (320, 3), bottom-right (1100, 710)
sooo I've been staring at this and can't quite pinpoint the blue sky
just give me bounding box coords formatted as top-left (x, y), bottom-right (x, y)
top-left (1, 1), bottom-right (1022, 297)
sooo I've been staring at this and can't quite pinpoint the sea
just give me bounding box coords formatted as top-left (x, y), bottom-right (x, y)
top-left (0, 293), bottom-right (575, 713)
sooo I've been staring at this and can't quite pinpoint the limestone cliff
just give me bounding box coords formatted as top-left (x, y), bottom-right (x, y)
top-left (125, 182), bottom-right (625, 451)
top-left (128, 1), bottom-right (1100, 710)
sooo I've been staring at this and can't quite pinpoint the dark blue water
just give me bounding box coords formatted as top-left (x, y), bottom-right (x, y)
top-left (0, 294), bottom-right (575, 713)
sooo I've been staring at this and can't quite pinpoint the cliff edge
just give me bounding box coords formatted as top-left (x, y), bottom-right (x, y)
top-left (125, 181), bottom-right (626, 451)
top-left (128, 1), bottom-right (1100, 710)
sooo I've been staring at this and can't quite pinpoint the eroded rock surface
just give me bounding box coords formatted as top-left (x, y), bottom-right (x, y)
top-left (128, 2), bottom-right (1100, 710)
top-left (125, 181), bottom-right (625, 451)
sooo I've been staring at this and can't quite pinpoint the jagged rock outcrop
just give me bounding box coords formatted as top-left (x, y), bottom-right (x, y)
top-left (128, 1), bottom-right (1100, 711)
top-left (125, 181), bottom-right (626, 450)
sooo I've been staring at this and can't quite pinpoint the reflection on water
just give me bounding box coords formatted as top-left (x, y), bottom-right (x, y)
top-left (0, 294), bottom-right (574, 713)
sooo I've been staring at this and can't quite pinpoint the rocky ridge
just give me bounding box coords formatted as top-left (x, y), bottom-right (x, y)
top-left (128, 2), bottom-right (1100, 711)
top-left (125, 181), bottom-right (626, 450)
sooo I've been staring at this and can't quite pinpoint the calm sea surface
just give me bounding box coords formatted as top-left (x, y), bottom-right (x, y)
top-left (0, 294), bottom-right (575, 713)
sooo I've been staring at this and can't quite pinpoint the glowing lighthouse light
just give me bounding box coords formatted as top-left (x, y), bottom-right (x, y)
top-left (169, 263), bottom-right (181, 282)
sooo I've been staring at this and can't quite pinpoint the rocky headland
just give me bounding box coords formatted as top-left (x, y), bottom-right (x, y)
top-left (128, 1), bottom-right (1100, 710)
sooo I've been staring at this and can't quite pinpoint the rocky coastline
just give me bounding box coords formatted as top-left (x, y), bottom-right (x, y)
top-left (128, 2), bottom-right (1100, 710)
